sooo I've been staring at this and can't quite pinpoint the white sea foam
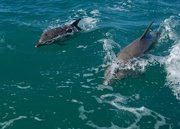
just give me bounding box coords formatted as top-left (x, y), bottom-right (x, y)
top-left (88, 93), bottom-right (169, 129)
top-left (78, 106), bottom-right (94, 121)
top-left (80, 17), bottom-right (99, 31)
top-left (17, 85), bottom-right (31, 89)
top-left (78, 106), bottom-right (88, 121)
top-left (14, 82), bottom-right (31, 90)
top-left (67, 9), bottom-right (100, 31)
top-left (83, 73), bottom-right (94, 77)
top-left (90, 10), bottom-right (100, 16)
top-left (160, 16), bottom-right (180, 100)
top-left (71, 99), bottom-right (83, 105)
top-left (100, 38), bottom-right (121, 64)
top-left (165, 43), bottom-right (180, 100)
top-left (76, 45), bottom-right (88, 49)
top-left (0, 116), bottom-right (27, 129)
top-left (34, 116), bottom-right (44, 122)
top-left (108, 0), bottom-right (133, 12)
top-left (158, 16), bottom-right (179, 43)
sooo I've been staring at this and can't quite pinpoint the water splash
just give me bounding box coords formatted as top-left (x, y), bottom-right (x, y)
top-left (100, 38), bottom-right (121, 64)
top-left (67, 9), bottom-right (100, 31)
top-left (160, 16), bottom-right (180, 100)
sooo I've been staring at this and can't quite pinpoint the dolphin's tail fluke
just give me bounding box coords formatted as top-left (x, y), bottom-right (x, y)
top-left (71, 18), bottom-right (83, 31)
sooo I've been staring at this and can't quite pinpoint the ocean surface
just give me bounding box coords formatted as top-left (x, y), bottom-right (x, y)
top-left (0, 0), bottom-right (180, 129)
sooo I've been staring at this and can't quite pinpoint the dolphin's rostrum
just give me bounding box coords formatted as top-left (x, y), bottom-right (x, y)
top-left (35, 18), bottom-right (83, 48)
top-left (104, 21), bottom-right (159, 85)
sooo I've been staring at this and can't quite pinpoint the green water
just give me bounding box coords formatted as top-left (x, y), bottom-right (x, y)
top-left (0, 0), bottom-right (180, 128)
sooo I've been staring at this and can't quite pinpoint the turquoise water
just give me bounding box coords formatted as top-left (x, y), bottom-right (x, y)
top-left (0, 0), bottom-right (180, 128)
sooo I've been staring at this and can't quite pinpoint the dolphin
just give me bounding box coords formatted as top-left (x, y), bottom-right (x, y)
top-left (35, 18), bottom-right (83, 48)
top-left (104, 21), bottom-right (158, 85)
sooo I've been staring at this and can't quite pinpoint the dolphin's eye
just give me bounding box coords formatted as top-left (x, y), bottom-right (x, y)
top-left (66, 29), bottom-right (72, 33)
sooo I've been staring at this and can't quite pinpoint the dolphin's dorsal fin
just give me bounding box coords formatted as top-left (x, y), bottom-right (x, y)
top-left (139, 21), bottom-right (154, 40)
top-left (71, 18), bottom-right (82, 31)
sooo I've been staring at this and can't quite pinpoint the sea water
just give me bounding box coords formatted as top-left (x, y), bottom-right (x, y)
top-left (0, 0), bottom-right (180, 128)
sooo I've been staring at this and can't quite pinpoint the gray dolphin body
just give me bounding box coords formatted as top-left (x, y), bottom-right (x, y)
top-left (104, 21), bottom-right (158, 85)
top-left (35, 18), bottom-right (83, 48)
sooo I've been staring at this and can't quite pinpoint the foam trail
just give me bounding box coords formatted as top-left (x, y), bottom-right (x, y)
top-left (0, 116), bottom-right (27, 129)
top-left (165, 43), bottom-right (180, 100)
top-left (160, 16), bottom-right (180, 100)
top-left (90, 93), bottom-right (169, 129)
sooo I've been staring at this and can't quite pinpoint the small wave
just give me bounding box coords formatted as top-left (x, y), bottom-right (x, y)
top-left (160, 16), bottom-right (180, 100)
top-left (108, 0), bottom-right (133, 12)
top-left (158, 16), bottom-right (179, 43)
top-left (165, 43), bottom-right (180, 100)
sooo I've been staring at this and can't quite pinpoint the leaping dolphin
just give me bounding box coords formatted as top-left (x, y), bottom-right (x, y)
top-left (104, 21), bottom-right (158, 85)
top-left (35, 18), bottom-right (83, 48)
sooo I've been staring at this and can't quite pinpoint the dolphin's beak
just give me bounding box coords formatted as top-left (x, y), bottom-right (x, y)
top-left (35, 42), bottom-right (43, 48)
top-left (35, 44), bottom-right (39, 48)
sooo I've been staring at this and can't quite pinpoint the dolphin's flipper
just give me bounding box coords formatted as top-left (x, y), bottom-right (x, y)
top-left (71, 18), bottom-right (82, 31)
top-left (139, 21), bottom-right (154, 40)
